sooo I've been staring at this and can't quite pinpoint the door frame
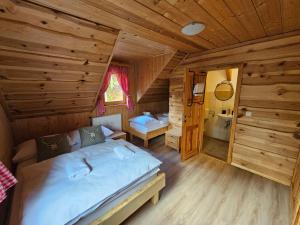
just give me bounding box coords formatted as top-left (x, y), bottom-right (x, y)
top-left (181, 64), bottom-right (243, 163)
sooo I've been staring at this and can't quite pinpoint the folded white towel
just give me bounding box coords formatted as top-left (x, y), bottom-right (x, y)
top-left (65, 158), bottom-right (91, 180)
top-left (113, 145), bottom-right (135, 160)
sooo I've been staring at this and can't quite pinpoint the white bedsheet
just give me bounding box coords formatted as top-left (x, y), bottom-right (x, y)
top-left (130, 121), bottom-right (168, 134)
top-left (13, 139), bottom-right (161, 225)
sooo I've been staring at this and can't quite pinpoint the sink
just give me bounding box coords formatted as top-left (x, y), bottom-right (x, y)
top-left (217, 113), bottom-right (233, 122)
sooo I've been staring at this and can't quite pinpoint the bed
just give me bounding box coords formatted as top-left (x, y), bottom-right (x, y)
top-left (9, 139), bottom-right (165, 225)
top-left (128, 113), bottom-right (169, 148)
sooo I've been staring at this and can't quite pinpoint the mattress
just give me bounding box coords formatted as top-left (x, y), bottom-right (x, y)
top-left (130, 121), bottom-right (168, 134)
top-left (9, 139), bottom-right (161, 225)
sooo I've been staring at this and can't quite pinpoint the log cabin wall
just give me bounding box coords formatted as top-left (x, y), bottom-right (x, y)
top-left (0, 0), bottom-right (118, 120)
top-left (10, 63), bottom-right (168, 144)
top-left (169, 66), bottom-right (185, 129)
top-left (183, 33), bottom-right (300, 186)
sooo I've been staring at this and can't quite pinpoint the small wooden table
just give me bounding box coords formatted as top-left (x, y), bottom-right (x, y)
top-left (110, 131), bottom-right (127, 140)
top-left (165, 128), bottom-right (182, 151)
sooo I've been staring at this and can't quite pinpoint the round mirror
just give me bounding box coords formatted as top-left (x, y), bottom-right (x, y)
top-left (214, 81), bottom-right (234, 101)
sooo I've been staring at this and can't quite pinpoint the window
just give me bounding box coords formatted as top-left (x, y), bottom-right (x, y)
top-left (104, 74), bottom-right (125, 105)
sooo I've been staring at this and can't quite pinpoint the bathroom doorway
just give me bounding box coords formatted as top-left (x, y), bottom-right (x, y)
top-left (201, 68), bottom-right (239, 162)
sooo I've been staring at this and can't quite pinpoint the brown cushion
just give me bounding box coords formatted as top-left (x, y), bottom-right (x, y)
top-left (36, 134), bottom-right (71, 162)
top-left (79, 125), bottom-right (105, 148)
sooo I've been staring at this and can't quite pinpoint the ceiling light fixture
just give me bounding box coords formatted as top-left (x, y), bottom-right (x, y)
top-left (181, 22), bottom-right (205, 36)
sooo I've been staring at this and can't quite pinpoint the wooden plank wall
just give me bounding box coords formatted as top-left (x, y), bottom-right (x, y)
top-left (0, 0), bottom-right (118, 119)
top-left (292, 153), bottom-right (300, 225)
top-left (183, 33), bottom-right (300, 187)
top-left (231, 61), bottom-right (300, 186)
top-left (169, 66), bottom-right (185, 129)
top-left (10, 63), bottom-right (169, 144)
top-left (137, 52), bottom-right (174, 102)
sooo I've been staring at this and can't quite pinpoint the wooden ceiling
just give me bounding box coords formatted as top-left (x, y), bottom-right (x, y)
top-left (113, 31), bottom-right (175, 61)
top-left (29, 0), bottom-right (300, 52)
top-left (0, 0), bottom-right (118, 119)
top-left (0, 0), bottom-right (300, 119)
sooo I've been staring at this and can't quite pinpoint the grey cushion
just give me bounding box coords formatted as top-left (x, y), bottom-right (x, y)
top-left (36, 134), bottom-right (71, 162)
top-left (79, 125), bottom-right (105, 148)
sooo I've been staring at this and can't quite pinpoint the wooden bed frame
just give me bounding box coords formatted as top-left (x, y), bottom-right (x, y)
top-left (89, 173), bottom-right (165, 225)
top-left (128, 126), bottom-right (169, 148)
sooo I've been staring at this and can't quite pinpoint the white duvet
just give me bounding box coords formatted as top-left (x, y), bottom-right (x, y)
top-left (16, 139), bottom-right (161, 225)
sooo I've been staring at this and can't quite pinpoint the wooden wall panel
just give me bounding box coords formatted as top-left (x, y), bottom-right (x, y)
top-left (169, 68), bottom-right (184, 129)
top-left (231, 61), bottom-right (300, 186)
top-left (137, 52), bottom-right (174, 102)
top-left (184, 34), bottom-right (300, 188)
top-left (0, 0), bottom-right (118, 119)
top-left (10, 63), bottom-right (169, 144)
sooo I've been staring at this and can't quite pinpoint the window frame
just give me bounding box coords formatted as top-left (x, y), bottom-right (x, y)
top-left (103, 74), bottom-right (126, 106)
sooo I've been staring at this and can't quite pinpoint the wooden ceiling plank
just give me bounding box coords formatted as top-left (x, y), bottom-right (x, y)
top-left (252, 0), bottom-right (283, 36)
top-left (29, 0), bottom-right (199, 51)
top-left (0, 49), bottom-right (106, 67)
top-left (8, 97), bottom-right (95, 110)
top-left (0, 55), bottom-right (106, 73)
top-left (0, 19), bottom-right (114, 55)
top-left (0, 80), bottom-right (100, 93)
top-left (101, 0), bottom-right (214, 50)
top-left (223, 0), bottom-right (266, 39)
top-left (281, 0), bottom-right (300, 32)
top-left (195, 0), bottom-right (252, 41)
top-left (165, 0), bottom-right (239, 47)
top-left (0, 68), bottom-right (101, 82)
top-left (4, 91), bottom-right (97, 100)
top-left (10, 107), bottom-right (94, 119)
top-left (0, 36), bottom-right (110, 63)
top-left (0, 0), bottom-right (118, 45)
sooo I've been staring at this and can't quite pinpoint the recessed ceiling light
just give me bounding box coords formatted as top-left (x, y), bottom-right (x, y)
top-left (181, 22), bottom-right (205, 36)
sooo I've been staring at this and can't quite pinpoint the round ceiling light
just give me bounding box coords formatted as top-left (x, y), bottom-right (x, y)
top-left (181, 22), bottom-right (205, 36)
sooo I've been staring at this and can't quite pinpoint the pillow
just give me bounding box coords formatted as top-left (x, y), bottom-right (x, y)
top-left (129, 115), bottom-right (155, 125)
top-left (67, 129), bottom-right (81, 151)
top-left (36, 134), bottom-right (71, 162)
top-left (101, 126), bottom-right (114, 137)
top-left (13, 139), bottom-right (37, 164)
top-left (79, 125), bottom-right (105, 148)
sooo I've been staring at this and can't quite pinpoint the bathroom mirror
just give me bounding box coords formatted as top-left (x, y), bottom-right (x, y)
top-left (214, 81), bottom-right (234, 101)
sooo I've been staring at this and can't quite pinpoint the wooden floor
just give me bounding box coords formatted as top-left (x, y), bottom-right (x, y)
top-left (124, 136), bottom-right (291, 225)
top-left (203, 136), bottom-right (228, 161)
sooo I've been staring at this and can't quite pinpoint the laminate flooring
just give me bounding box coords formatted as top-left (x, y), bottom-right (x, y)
top-left (124, 136), bottom-right (291, 225)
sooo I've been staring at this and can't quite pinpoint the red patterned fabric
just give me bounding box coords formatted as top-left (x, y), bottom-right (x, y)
top-left (96, 65), bottom-right (134, 115)
top-left (0, 161), bottom-right (17, 203)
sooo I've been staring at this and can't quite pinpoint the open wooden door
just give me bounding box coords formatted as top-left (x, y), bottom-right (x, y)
top-left (181, 69), bottom-right (207, 161)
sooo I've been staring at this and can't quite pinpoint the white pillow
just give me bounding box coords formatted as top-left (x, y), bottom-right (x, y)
top-left (67, 129), bottom-right (81, 151)
top-left (13, 139), bottom-right (37, 164)
top-left (101, 125), bottom-right (114, 137)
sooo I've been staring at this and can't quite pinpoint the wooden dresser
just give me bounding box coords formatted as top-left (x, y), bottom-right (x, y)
top-left (165, 128), bottom-right (181, 151)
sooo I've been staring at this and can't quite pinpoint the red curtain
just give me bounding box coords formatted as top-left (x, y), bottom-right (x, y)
top-left (96, 65), bottom-right (134, 115)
